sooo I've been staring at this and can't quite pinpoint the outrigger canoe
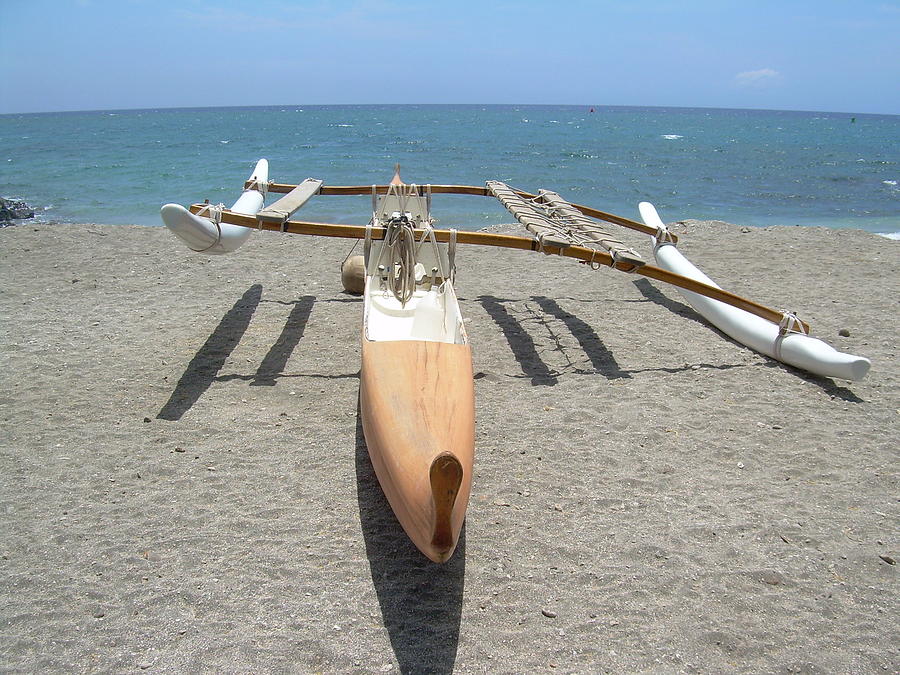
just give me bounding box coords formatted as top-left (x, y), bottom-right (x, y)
top-left (160, 160), bottom-right (871, 562)
top-left (359, 168), bottom-right (474, 562)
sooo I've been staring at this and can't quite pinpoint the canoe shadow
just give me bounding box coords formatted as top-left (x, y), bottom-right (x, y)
top-left (477, 295), bottom-right (630, 383)
top-left (631, 278), bottom-right (744, 344)
top-left (632, 279), bottom-right (866, 400)
top-left (158, 291), bottom-right (358, 420)
top-left (157, 284), bottom-right (263, 421)
top-left (354, 402), bottom-right (465, 675)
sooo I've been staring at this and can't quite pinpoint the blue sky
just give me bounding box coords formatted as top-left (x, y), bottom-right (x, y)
top-left (1, 0), bottom-right (898, 114)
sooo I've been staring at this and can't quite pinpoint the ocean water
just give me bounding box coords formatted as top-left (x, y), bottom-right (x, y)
top-left (1, 105), bottom-right (898, 234)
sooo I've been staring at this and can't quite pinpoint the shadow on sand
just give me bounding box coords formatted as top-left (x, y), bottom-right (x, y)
top-left (530, 295), bottom-right (630, 379)
top-left (354, 404), bottom-right (465, 675)
top-left (157, 284), bottom-right (262, 421)
top-left (250, 295), bottom-right (316, 386)
top-left (477, 295), bottom-right (558, 385)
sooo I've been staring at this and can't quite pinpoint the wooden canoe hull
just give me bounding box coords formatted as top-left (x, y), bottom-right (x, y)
top-left (359, 338), bottom-right (475, 562)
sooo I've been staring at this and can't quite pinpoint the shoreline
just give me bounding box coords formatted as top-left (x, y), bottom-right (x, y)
top-left (6, 212), bottom-right (900, 238)
top-left (1, 220), bottom-right (897, 673)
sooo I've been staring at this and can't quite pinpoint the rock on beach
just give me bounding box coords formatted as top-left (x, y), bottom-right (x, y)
top-left (0, 197), bottom-right (35, 223)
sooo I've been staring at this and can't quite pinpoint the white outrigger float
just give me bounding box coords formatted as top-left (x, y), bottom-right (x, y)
top-left (639, 203), bottom-right (871, 382)
top-left (161, 159), bottom-right (269, 254)
top-left (160, 160), bottom-right (870, 561)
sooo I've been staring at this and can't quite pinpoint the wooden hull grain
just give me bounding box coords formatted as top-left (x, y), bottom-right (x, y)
top-left (360, 338), bottom-right (475, 563)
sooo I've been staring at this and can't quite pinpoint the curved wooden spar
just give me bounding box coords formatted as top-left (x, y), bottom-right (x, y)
top-left (246, 181), bottom-right (671, 241)
top-left (190, 204), bottom-right (805, 331)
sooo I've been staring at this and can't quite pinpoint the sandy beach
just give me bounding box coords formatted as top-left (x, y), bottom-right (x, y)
top-left (0, 219), bottom-right (897, 673)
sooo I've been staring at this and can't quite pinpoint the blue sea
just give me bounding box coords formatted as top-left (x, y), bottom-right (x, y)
top-left (1, 105), bottom-right (898, 235)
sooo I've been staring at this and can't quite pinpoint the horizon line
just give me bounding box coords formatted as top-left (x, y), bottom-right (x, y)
top-left (1, 102), bottom-right (897, 118)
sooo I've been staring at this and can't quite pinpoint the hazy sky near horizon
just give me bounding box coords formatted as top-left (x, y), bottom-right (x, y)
top-left (1, 0), bottom-right (898, 115)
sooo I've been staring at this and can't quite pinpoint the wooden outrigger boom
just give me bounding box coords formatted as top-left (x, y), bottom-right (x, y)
top-left (187, 165), bottom-right (874, 376)
top-left (249, 179), bottom-right (669, 240)
top-left (256, 178), bottom-right (323, 226)
top-left (188, 202), bottom-right (805, 330)
top-left (216, 170), bottom-right (875, 379)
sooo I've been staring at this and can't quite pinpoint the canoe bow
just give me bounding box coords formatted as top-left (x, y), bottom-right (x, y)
top-left (359, 339), bottom-right (475, 562)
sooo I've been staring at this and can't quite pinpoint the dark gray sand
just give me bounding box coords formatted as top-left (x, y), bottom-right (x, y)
top-left (1, 221), bottom-right (897, 673)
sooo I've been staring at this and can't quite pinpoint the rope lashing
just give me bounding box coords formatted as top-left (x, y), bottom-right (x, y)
top-left (195, 202), bottom-right (225, 225)
top-left (773, 312), bottom-right (808, 361)
top-left (653, 225), bottom-right (677, 250)
top-left (246, 178), bottom-right (269, 196)
top-left (778, 312), bottom-right (808, 336)
top-left (487, 181), bottom-right (644, 268)
top-left (448, 228), bottom-right (457, 284)
top-left (191, 202), bottom-right (226, 252)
